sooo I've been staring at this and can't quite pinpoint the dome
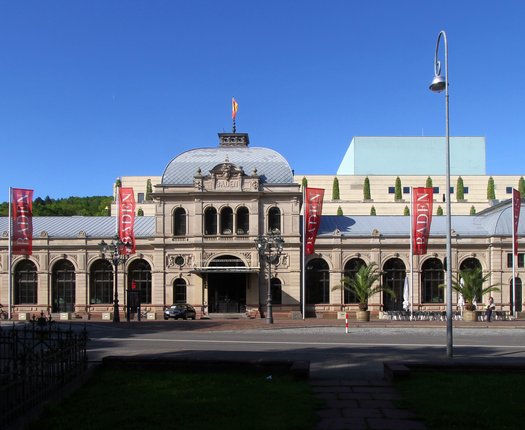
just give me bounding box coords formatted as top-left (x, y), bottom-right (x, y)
top-left (161, 133), bottom-right (294, 185)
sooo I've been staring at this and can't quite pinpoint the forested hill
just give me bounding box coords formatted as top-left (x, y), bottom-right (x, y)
top-left (0, 196), bottom-right (113, 216)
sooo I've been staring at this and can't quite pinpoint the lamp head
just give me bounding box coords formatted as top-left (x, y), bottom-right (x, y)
top-left (429, 74), bottom-right (446, 93)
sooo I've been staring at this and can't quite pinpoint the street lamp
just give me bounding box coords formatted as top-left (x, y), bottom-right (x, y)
top-left (99, 235), bottom-right (132, 323)
top-left (430, 30), bottom-right (453, 358)
top-left (255, 233), bottom-right (285, 324)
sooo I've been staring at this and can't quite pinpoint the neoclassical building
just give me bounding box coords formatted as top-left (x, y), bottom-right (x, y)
top-left (0, 132), bottom-right (523, 319)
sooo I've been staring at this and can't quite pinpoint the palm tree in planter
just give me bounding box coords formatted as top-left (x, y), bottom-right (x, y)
top-left (334, 263), bottom-right (395, 321)
top-left (447, 267), bottom-right (500, 322)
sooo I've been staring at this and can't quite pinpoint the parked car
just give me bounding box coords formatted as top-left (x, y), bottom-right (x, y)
top-left (163, 304), bottom-right (197, 320)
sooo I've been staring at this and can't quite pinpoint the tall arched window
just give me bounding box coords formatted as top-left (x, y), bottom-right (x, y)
top-left (421, 258), bottom-right (444, 303)
top-left (52, 259), bottom-right (76, 313)
top-left (236, 206), bottom-right (249, 235)
top-left (14, 260), bottom-right (37, 304)
top-left (343, 258), bottom-right (366, 304)
top-left (174, 278), bottom-right (187, 303)
top-left (271, 277), bottom-right (282, 305)
top-left (460, 258), bottom-right (482, 272)
top-left (306, 258), bottom-right (330, 304)
top-left (382, 258), bottom-right (406, 311)
top-left (204, 207), bottom-right (217, 235)
top-left (220, 207), bottom-right (233, 235)
top-left (128, 259), bottom-right (152, 304)
top-left (268, 207), bottom-right (281, 233)
top-left (173, 207), bottom-right (186, 236)
top-left (90, 259), bottom-right (113, 304)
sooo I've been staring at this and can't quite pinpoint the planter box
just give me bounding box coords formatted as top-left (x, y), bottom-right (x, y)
top-left (146, 312), bottom-right (156, 320)
top-left (102, 312), bottom-right (112, 320)
top-left (60, 312), bottom-right (71, 320)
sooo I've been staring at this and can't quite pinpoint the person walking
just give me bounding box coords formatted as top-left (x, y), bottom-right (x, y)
top-left (485, 296), bottom-right (496, 322)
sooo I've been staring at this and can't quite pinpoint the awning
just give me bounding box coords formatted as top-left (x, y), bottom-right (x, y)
top-left (190, 266), bottom-right (260, 274)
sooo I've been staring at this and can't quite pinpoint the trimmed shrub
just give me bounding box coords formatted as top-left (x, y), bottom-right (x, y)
top-left (363, 177), bottom-right (371, 200)
top-left (487, 176), bottom-right (495, 200)
top-left (456, 176), bottom-right (464, 200)
top-left (332, 177), bottom-right (340, 200)
top-left (370, 206), bottom-right (376, 216)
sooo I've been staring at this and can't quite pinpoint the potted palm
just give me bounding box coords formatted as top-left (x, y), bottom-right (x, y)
top-left (450, 267), bottom-right (500, 322)
top-left (335, 263), bottom-right (395, 322)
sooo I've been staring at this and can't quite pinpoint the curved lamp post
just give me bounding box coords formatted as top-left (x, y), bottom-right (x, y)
top-left (255, 233), bottom-right (284, 324)
top-left (429, 30), bottom-right (453, 358)
top-left (99, 235), bottom-right (132, 323)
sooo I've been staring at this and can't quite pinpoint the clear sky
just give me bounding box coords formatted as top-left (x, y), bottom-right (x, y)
top-left (1, 0), bottom-right (524, 199)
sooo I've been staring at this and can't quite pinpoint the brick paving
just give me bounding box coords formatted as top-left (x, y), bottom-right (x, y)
top-left (311, 379), bottom-right (427, 430)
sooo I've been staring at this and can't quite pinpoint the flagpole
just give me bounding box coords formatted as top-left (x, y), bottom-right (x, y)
top-left (302, 186), bottom-right (306, 319)
top-left (8, 187), bottom-right (13, 320)
top-left (409, 187), bottom-right (414, 319)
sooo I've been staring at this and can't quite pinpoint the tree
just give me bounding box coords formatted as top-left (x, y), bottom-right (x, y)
top-left (301, 176), bottom-right (308, 190)
top-left (456, 176), bottom-right (464, 201)
top-left (337, 206), bottom-right (343, 216)
top-left (436, 206), bottom-right (443, 216)
top-left (363, 177), bottom-right (371, 200)
top-left (470, 205), bottom-right (476, 215)
top-left (487, 176), bottom-right (495, 200)
top-left (447, 267), bottom-right (500, 311)
top-left (403, 205), bottom-right (410, 216)
top-left (426, 176), bottom-right (433, 188)
top-left (395, 177), bottom-right (402, 200)
top-left (332, 177), bottom-right (340, 200)
top-left (146, 179), bottom-right (153, 201)
top-left (137, 208), bottom-right (144, 216)
top-left (519, 176), bottom-right (525, 198)
top-left (370, 206), bottom-right (376, 216)
top-left (333, 263), bottom-right (395, 311)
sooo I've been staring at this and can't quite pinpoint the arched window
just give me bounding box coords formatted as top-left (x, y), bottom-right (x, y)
top-left (14, 260), bottom-right (37, 304)
top-left (220, 207), bottom-right (233, 235)
top-left (460, 258), bottom-right (482, 272)
top-left (268, 207), bottom-right (281, 233)
top-left (421, 258), bottom-right (444, 303)
top-left (236, 206), bottom-right (249, 235)
top-left (174, 278), bottom-right (187, 303)
top-left (90, 259), bottom-right (113, 304)
top-left (173, 207), bottom-right (186, 236)
top-left (306, 258), bottom-right (330, 304)
top-left (204, 207), bottom-right (217, 235)
top-left (52, 259), bottom-right (76, 313)
top-left (343, 258), bottom-right (366, 304)
top-left (128, 259), bottom-right (152, 304)
top-left (382, 258), bottom-right (406, 311)
top-left (271, 277), bottom-right (282, 305)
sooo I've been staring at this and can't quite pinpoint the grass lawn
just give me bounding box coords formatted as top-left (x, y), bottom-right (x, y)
top-left (394, 371), bottom-right (525, 430)
top-left (27, 367), bottom-right (318, 430)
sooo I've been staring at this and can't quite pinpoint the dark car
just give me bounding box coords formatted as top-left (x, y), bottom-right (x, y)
top-left (163, 304), bottom-right (197, 320)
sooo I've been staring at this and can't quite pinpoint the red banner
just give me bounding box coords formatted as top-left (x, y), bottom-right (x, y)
top-left (11, 188), bottom-right (33, 255)
top-left (513, 189), bottom-right (521, 255)
top-left (412, 187), bottom-right (434, 255)
top-left (119, 187), bottom-right (136, 254)
top-left (305, 187), bottom-right (324, 255)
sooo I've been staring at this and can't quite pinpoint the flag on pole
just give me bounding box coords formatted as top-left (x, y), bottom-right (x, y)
top-left (11, 188), bottom-right (34, 255)
top-left (304, 187), bottom-right (325, 255)
top-left (411, 187), bottom-right (434, 255)
top-left (119, 187), bottom-right (136, 254)
top-left (232, 97), bottom-right (238, 120)
top-left (512, 189), bottom-right (521, 255)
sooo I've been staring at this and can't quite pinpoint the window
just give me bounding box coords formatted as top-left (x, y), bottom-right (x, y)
top-left (271, 278), bottom-right (282, 305)
top-left (450, 187), bottom-right (454, 193)
top-left (137, 193), bottom-right (145, 203)
top-left (388, 187), bottom-right (395, 194)
top-left (382, 258), bottom-right (406, 311)
top-left (506, 187), bottom-right (513, 194)
top-left (305, 258), bottom-right (330, 304)
top-left (268, 207), bottom-right (281, 233)
top-left (128, 259), bottom-right (152, 304)
top-left (204, 207), bottom-right (217, 235)
top-left (220, 207), bottom-right (233, 234)
top-left (433, 187), bottom-right (440, 194)
top-left (14, 260), bottom-right (37, 304)
top-left (173, 208), bottom-right (186, 236)
top-left (403, 187), bottom-right (410, 194)
top-left (421, 258), bottom-right (444, 303)
top-left (463, 187), bottom-right (469, 194)
top-left (174, 279), bottom-right (187, 303)
top-left (343, 258), bottom-right (366, 304)
top-left (52, 260), bottom-right (76, 313)
top-left (236, 206), bottom-right (249, 235)
top-left (507, 253), bottom-right (525, 268)
top-left (90, 259), bottom-right (113, 304)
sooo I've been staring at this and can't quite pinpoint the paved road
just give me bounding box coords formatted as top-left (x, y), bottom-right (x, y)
top-left (83, 322), bottom-right (525, 379)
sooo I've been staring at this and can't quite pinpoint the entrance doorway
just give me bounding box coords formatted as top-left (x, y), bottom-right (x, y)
top-left (207, 273), bottom-right (247, 313)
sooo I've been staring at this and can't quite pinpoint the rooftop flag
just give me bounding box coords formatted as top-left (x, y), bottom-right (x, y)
top-left (232, 97), bottom-right (238, 119)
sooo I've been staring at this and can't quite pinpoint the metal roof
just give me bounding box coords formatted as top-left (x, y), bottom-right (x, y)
top-left (161, 146), bottom-right (294, 185)
top-left (0, 216), bottom-right (155, 239)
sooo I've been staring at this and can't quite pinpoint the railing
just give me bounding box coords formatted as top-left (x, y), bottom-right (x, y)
top-left (382, 310), bottom-right (514, 321)
top-left (0, 317), bottom-right (88, 425)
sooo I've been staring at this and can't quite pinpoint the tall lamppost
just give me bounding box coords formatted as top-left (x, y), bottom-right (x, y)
top-left (255, 233), bottom-right (284, 324)
top-left (99, 235), bottom-right (131, 323)
top-left (429, 30), bottom-right (453, 358)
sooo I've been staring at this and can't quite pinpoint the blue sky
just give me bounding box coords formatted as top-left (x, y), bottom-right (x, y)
top-left (1, 0), bottom-right (524, 199)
